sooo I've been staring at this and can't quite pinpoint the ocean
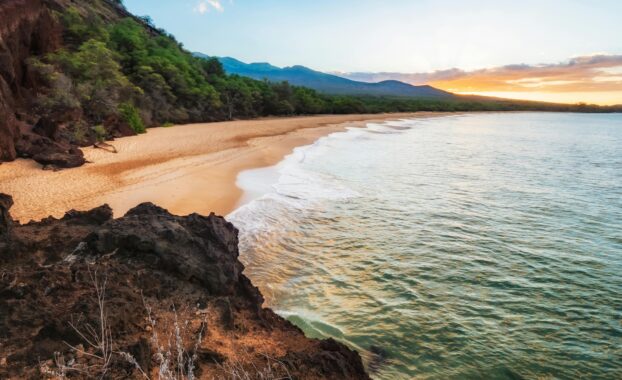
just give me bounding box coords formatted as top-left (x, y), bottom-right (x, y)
top-left (228, 112), bottom-right (622, 379)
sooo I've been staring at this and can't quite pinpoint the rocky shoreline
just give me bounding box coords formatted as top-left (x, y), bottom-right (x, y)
top-left (0, 194), bottom-right (369, 379)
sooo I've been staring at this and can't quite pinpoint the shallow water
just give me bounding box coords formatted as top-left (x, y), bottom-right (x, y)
top-left (228, 112), bottom-right (622, 379)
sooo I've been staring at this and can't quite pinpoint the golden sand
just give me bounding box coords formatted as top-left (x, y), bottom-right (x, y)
top-left (0, 113), bottom-right (443, 222)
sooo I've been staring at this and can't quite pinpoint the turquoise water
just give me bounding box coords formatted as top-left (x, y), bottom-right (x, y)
top-left (229, 113), bottom-right (622, 379)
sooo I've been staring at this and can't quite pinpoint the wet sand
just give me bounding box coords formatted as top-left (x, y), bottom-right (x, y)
top-left (0, 113), bottom-right (443, 222)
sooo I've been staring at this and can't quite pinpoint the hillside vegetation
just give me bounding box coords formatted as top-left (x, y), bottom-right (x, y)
top-left (32, 2), bottom-right (621, 144)
top-left (0, 0), bottom-right (619, 168)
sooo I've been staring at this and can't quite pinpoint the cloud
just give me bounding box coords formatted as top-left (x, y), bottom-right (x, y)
top-left (334, 54), bottom-right (622, 104)
top-left (194, 0), bottom-right (227, 14)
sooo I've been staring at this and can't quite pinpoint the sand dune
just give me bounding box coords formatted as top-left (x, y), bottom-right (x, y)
top-left (0, 113), bottom-right (440, 222)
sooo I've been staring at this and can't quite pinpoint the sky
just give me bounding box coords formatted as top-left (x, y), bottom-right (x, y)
top-left (123, 0), bottom-right (622, 105)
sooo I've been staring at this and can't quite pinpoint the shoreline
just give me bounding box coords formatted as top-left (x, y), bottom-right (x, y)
top-left (0, 113), bottom-right (449, 222)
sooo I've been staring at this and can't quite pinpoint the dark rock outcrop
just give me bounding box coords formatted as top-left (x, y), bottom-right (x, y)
top-left (104, 114), bottom-right (138, 139)
top-left (32, 147), bottom-right (86, 168)
top-left (14, 129), bottom-right (87, 168)
top-left (0, 195), bottom-right (370, 379)
top-left (32, 111), bottom-right (80, 142)
top-left (0, 100), bottom-right (19, 161)
top-left (0, 0), bottom-right (137, 168)
top-left (0, 0), bottom-right (63, 162)
top-left (86, 203), bottom-right (245, 295)
top-left (0, 193), bottom-right (13, 238)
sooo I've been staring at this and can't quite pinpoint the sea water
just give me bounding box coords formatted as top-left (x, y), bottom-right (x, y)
top-left (228, 113), bottom-right (622, 379)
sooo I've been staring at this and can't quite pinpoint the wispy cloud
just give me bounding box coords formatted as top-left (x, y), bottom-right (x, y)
top-left (334, 54), bottom-right (622, 104)
top-left (194, 0), bottom-right (228, 14)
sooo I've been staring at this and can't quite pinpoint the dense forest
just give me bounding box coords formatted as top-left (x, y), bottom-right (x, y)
top-left (27, 1), bottom-right (620, 146)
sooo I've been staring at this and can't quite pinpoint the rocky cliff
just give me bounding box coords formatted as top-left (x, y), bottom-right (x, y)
top-left (0, 0), bottom-right (137, 169)
top-left (0, 194), bottom-right (370, 379)
top-left (0, 0), bottom-right (86, 167)
top-left (0, 0), bottom-right (60, 161)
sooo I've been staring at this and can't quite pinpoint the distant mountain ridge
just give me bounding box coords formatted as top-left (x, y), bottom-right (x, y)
top-left (194, 53), bottom-right (455, 99)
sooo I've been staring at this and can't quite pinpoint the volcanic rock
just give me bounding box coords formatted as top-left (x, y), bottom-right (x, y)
top-left (32, 147), bottom-right (86, 168)
top-left (0, 194), bottom-right (370, 379)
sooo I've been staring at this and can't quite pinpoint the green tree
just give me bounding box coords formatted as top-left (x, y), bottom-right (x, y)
top-left (49, 39), bottom-right (139, 123)
top-left (61, 7), bottom-right (108, 47)
top-left (202, 58), bottom-right (226, 77)
top-left (119, 103), bottom-right (145, 133)
top-left (29, 59), bottom-right (80, 116)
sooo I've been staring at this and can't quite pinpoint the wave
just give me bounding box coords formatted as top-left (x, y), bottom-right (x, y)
top-left (228, 113), bottom-right (622, 379)
top-left (229, 123), bottom-right (381, 221)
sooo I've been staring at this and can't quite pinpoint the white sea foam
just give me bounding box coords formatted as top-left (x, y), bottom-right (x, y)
top-left (228, 125), bottom-right (368, 222)
top-left (227, 113), bottom-right (622, 379)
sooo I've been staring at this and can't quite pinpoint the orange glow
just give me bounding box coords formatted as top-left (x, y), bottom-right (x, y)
top-left (427, 57), bottom-right (622, 105)
top-left (453, 91), bottom-right (622, 106)
top-left (340, 55), bottom-right (622, 105)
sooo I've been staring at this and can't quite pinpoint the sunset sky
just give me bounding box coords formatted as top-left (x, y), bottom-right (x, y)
top-left (124, 0), bottom-right (622, 105)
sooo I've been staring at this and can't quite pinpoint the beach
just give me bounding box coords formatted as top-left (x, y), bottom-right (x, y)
top-left (0, 113), bottom-right (436, 222)
top-left (228, 112), bottom-right (622, 379)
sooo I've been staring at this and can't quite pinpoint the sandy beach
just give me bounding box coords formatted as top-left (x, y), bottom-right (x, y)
top-left (0, 113), bottom-right (442, 222)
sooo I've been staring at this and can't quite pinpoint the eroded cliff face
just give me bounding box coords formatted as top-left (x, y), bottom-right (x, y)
top-left (0, 97), bottom-right (17, 161)
top-left (0, 0), bottom-right (133, 168)
top-left (0, 195), bottom-right (370, 379)
top-left (0, 0), bottom-right (63, 161)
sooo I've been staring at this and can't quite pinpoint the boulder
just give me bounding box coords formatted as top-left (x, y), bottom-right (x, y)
top-left (32, 147), bottom-right (85, 168)
top-left (87, 203), bottom-right (244, 295)
top-left (16, 131), bottom-right (66, 157)
top-left (104, 114), bottom-right (137, 138)
top-left (32, 109), bottom-right (88, 145)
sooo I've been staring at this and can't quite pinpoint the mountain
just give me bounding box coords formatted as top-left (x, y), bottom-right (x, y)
top-left (0, 0), bottom-right (363, 168)
top-left (2, 2), bottom-right (617, 171)
top-left (194, 53), bottom-right (455, 99)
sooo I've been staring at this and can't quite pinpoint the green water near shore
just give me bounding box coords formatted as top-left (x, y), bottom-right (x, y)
top-left (230, 112), bottom-right (622, 379)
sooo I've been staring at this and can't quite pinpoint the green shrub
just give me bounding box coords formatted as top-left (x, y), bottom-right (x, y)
top-left (119, 103), bottom-right (146, 134)
top-left (61, 7), bottom-right (108, 47)
top-left (92, 125), bottom-right (107, 142)
top-left (70, 121), bottom-right (89, 144)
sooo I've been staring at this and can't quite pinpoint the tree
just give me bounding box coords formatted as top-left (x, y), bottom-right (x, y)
top-left (49, 39), bottom-right (140, 123)
top-left (218, 76), bottom-right (258, 120)
top-left (202, 58), bottom-right (225, 78)
top-left (29, 59), bottom-right (80, 116)
top-left (119, 103), bottom-right (145, 133)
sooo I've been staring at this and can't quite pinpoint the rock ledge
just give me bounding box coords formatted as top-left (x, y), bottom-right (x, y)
top-left (0, 194), bottom-right (369, 379)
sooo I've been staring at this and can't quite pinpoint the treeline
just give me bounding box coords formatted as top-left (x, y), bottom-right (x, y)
top-left (33, 6), bottom-right (396, 143)
top-left (29, 4), bottom-right (620, 145)
top-left (31, 6), bottom-right (347, 143)
top-left (339, 96), bottom-right (622, 113)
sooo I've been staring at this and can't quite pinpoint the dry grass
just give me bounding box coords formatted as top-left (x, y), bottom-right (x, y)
top-left (47, 266), bottom-right (291, 379)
